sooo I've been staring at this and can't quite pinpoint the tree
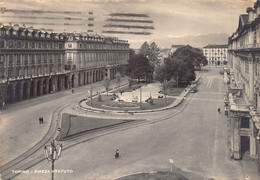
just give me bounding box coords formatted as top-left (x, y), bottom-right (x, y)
top-left (127, 54), bottom-right (154, 83)
top-left (103, 76), bottom-right (111, 95)
top-left (139, 41), bottom-right (160, 67)
top-left (139, 41), bottom-right (150, 57)
top-left (148, 42), bottom-right (160, 66)
top-left (155, 45), bottom-right (203, 84)
top-left (172, 45), bottom-right (208, 67)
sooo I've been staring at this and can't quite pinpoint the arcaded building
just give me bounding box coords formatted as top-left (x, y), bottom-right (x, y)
top-left (0, 25), bottom-right (130, 109)
top-left (0, 24), bottom-right (67, 109)
top-left (227, 0), bottom-right (260, 172)
top-left (203, 44), bottom-right (228, 65)
top-left (64, 33), bottom-right (129, 88)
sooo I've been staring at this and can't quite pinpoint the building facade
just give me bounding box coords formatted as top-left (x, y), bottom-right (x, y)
top-left (0, 24), bottom-right (67, 109)
top-left (64, 33), bottom-right (129, 88)
top-left (0, 25), bottom-right (130, 109)
top-left (203, 44), bottom-right (228, 65)
top-left (227, 0), bottom-right (260, 172)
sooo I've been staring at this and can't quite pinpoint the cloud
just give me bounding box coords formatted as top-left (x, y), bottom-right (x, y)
top-left (2, 0), bottom-right (257, 48)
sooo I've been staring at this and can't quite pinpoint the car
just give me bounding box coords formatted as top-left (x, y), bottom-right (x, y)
top-left (190, 89), bottom-right (197, 93)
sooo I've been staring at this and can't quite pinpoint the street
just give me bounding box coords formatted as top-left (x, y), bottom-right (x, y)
top-left (2, 68), bottom-right (259, 180)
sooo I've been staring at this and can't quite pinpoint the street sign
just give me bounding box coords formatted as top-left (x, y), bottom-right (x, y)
top-left (169, 158), bottom-right (174, 172)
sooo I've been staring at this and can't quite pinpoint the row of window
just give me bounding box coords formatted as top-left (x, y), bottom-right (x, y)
top-left (208, 57), bottom-right (227, 60)
top-left (0, 54), bottom-right (63, 66)
top-left (0, 40), bottom-right (64, 49)
top-left (203, 49), bottom-right (227, 53)
top-left (204, 53), bottom-right (227, 56)
top-left (75, 52), bottom-right (128, 61)
top-left (1, 63), bottom-right (62, 78)
top-left (68, 42), bottom-right (128, 50)
top-left (231, 29), bottom-right (259, 49)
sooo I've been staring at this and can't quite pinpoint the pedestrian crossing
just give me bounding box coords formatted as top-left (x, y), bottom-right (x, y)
top-left (206, 76), bottom-right (213, 88)
top-left (204, 76), bottom-right (223, 89)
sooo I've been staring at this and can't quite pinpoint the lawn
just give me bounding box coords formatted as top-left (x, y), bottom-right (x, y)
top-left (57, 113), bottom-right (140, 140)
top-left (85, 94), bottom-right (176, 111)
top-left (163, 87), bottom-right (186, 96)
top-left (112, 82), bottom-right (186, 97)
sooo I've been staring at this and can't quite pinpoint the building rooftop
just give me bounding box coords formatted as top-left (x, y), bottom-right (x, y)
top-left (203, 44), bottom-right (228, 48)
top-left (0, 24), bottom-right (129, 44)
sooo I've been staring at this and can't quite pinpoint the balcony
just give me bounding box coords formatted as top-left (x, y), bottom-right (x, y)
top-left (229, 43), bottom-right (260, 50)
top-left (230, 99), bottom-right (249, 112)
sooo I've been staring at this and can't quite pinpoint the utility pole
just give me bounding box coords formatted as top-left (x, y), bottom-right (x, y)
top-left (90, 82), bottom-right (93, 107)
top-left (140, 87), bottom-right (142, 109)
top-left (177, 72), bottom-right (178, 94)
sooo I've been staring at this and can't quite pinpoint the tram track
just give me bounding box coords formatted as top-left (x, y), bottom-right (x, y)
top-left (0, 103), bottom-right (69, 180)
top-left (0, 84), bottom-right (194, 180)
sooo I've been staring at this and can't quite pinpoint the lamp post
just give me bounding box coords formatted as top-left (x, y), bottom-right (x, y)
top-left (90, 82), bottom-right (93, 107)
top-left (44, 140), bottom-right (62, 180)
top-left (140, 87), bottom-right (142, 109)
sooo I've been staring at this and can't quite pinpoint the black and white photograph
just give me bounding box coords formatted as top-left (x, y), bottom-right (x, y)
top-left (0, 0), bottom-right (260, 179)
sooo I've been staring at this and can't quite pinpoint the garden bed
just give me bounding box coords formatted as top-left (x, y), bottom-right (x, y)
top-left (85, 94), bottom-right (176, 111)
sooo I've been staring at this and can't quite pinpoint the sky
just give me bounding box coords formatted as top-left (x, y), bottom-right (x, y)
top-left (0, 0), bottom-right (257, 48)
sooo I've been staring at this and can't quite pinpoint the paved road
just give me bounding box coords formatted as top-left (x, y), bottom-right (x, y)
top-left (16, 67), bottom-right (259, 180)
top-left (0, 77), bottom-right (129, 165)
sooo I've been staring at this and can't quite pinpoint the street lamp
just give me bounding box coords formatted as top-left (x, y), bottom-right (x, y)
top-left (140, 87), bottom-right (142, 109)
top-left (90, 82), bottom-right (93, 107)
top-left (44, 140), bottom-right (62, 180)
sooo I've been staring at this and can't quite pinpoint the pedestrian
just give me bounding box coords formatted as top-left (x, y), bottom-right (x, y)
top-left (72, 89), bottom-right (74, 93)
top-left (115, 149), bottom-right (119, 159)
top-left (39, 117), bottom-right (43, 124)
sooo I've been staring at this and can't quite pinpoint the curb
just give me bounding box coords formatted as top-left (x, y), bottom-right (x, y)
top-left (77, 76), bottom-right (201, 114)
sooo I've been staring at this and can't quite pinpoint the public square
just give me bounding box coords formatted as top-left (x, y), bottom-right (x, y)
top-left (1, 0), bottom-right (260, 179)
top-left (0, 67), bottom-right (259, 180)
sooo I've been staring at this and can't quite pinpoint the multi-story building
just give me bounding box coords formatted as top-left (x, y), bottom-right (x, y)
top-left (227, 0), bottom-right (260, 172)
top-left (64, 33), bottom-right (129, 88)
top-left (0, 24), bottom-right (130, 109)
top-left (0, 24), bottom-right (67, 109)
top-left (203, 44), bottom-right (228, 65)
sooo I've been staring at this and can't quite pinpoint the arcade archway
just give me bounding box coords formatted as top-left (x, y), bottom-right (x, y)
top-left (23, 82), bottom-right (28, 99)
top-left (71, 74), bottom-right (75, 88)
top-left (7, 84), bottom-right (13, 103)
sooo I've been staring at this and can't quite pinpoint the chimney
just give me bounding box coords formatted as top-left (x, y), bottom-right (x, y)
top-left (247, 7), bottom-right (254, 22)
top-left (13, 24), bottom-right (19, 31)
top-left (254, 0), bottom-right (260, 16)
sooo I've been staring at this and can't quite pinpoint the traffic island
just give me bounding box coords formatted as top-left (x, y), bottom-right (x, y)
top-left (57, 113), bottom-right (145, 140)
top-left (85, 94), bottom-right (176, 111)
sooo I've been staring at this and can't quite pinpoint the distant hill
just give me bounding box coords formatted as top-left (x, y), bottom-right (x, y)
top-left (151, 33), bottom-right (229, 49)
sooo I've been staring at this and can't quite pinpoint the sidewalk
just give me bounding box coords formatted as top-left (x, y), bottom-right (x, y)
top-left (0, 77), bottom-right (128, 165)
